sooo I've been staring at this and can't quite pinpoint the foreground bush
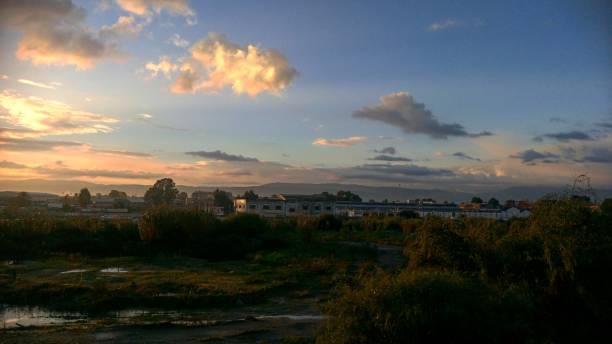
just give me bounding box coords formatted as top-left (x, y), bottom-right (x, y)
top-left (317, 270), bottom-right (534, 344)
top-left (139, 208), bottom-right (280, 260)
top-left (0, 216), bottom-right (141, 259)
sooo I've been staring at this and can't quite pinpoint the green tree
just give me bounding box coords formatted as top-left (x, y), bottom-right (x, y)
top-left (176, 191), bottom-right (188, 207)
top-left (78, 188), bottom-right (91, 207)
top-left (600, 198), bottom-right (612, 215)
top-left (487, 197), bottom-right (500, 208)
top-left (337, 190), bottom-right (362, 202)
top-left (243, 190), bottom-right (259, 200)
top-left (109, 190), bottom-right (127, 198)
top-left (471, 196), bottom-right (483, 204)
top-left (214, 189), bottom-right (233, 212)
top-left (144, 178), bottom-right (179, 206)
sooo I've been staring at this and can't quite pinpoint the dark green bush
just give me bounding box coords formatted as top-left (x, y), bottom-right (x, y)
top-left (0, 216), bottom-right (141, 259)
top-left (318, 270), bottom-right (534, 344)
top-left (315, 214), bottom-right (343, 231)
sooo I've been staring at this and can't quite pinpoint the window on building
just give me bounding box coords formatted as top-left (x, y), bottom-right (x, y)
top-left (263, 205), bottom-right (270, 210)
top-left (302, 205), bottom-right (309, 210)
top-left (248, 205), bottom-right (256, 210)
top-left (314, 206), bottom-right (320, 211)
top-left (325, 206), bottom-right (331, 211)
top-left (289, 208), bottom-right (296, 212)
top-left (275, 205), bottom-right (282, 210)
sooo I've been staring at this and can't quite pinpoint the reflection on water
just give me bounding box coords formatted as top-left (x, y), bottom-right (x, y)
top-left (0, 305), bottom-right (326, 329)
top-left (1, 306), bottom-right (84, 329)
top-left (60, 269), bottom-right (89, 274)
top-left (100, 267), bottom-right (128, 273)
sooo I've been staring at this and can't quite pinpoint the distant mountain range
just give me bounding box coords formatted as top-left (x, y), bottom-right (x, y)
top-left (1, 179), bottom-right (611, 203)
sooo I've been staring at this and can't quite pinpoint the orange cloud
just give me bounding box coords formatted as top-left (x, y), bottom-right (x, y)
top-left (149, 33), bottom-right (297, 96)
top-left (0, 90), bottom-right (118, 136)
top-left (116, 0), bottom-right (194, 17)
top-left (1, 0), bottom-right (124, 70)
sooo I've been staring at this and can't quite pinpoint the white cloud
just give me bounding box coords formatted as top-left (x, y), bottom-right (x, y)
top-left (0, 75), bottom-right (8, 80)
top-left (167, 33), bottom-right (189, 48)
top-left (428, 19), bottom-right (461, 31)
top-left (312, 136), bottom-right (367, 147)
top-left (145, 56), bottom-right (178, 79)
top-left (17, 79), bottom-right (56, 90)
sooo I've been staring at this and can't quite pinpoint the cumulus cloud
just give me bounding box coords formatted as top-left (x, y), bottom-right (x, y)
top-left (367, 155), bottom-right (412, 162)
top-left (167, 33), bottom-right (189, 48)
top-left (145, 56), bottom-right (178, 78)
top-left (428, 19), bottom-right (461, 31)
top-left (533, 130), bottom-right (593, 142)
top-left (510, 149), bottom-right (560, 164)
top-left (17, 79), bottom-right (57, 90)
top-left (353, 92), bottom-right (492, 139)
top-left (162, 33), bottom-right (297, 96)
top-left (312, 136), bottom-right (367, 147)
top-left (452, 152), bottom-right (482, 161)
top-left (0, 90), bottom-right (118, 136)
top-left (185, 150), bottom-right (259, 162)
top-left (0, 0), bottom-right (124, 69)
top-left (374, 146), bottom-right (396, 155)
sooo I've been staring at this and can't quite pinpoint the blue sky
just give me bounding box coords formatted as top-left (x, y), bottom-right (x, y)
top-left (0, 0), bottom-right (610, 191)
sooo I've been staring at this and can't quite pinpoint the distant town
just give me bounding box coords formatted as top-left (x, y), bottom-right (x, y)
top-left (1, 177), bottom-right (572, 221)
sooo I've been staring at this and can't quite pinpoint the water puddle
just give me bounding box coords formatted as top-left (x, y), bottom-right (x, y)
top-left (255, 314), bottom-right (327, 321)
top-left (1, 305), bottom-right (326, 330)
top-left (1, 306), bottom-right (84, 329)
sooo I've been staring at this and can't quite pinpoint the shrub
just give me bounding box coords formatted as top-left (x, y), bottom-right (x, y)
top-left (405, 217), bottom-right (475, 271)
top-left (317, 270), bottom-right (534, 344)
top-left (139, 206), bottom-right (220, 256)
top-left (316, 214), bottom-right (343, 231)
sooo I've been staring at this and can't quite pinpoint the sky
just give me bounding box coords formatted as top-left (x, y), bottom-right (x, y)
top-left (0, 0), bottom-right (611, 193)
